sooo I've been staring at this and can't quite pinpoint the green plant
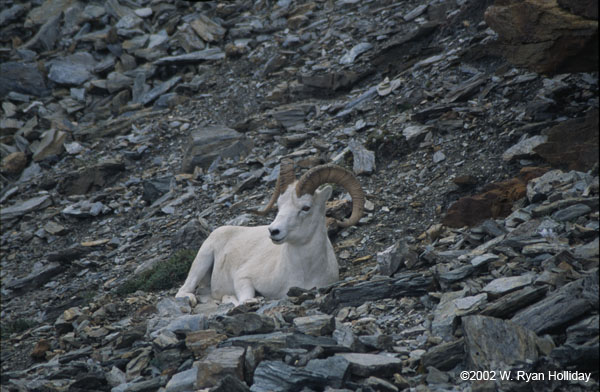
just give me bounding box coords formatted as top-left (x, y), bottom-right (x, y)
top-left (116, 249), bottom-right (196, 296)
top-left (1, 318), bottom-right (37, 340)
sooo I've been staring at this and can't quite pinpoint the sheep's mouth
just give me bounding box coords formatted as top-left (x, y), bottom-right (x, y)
top-left (270, 236), bottom-right (285, 244)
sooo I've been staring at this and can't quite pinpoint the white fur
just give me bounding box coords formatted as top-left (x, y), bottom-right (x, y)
top-left (176, 184), bottom-right (338, 306)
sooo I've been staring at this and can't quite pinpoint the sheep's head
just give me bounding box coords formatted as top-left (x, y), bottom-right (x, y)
top-left (251, 159), bottom-right (365, 245)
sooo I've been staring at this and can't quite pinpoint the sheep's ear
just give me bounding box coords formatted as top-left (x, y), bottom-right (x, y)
top-left (314, 185), bottom-right (333, 205)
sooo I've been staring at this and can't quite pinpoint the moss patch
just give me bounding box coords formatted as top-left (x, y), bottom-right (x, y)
top-left (116, 249), bottom-right (196, 296)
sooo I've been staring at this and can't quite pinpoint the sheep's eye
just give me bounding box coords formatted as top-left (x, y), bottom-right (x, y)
top-left (301, 205), bottom-right (311, 212)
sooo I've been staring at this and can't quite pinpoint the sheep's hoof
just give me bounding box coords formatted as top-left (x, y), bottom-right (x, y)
top-left (176, 292), bottom-right (197, 307)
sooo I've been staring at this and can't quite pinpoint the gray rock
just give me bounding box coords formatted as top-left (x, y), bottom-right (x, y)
top-left (321, 272), bottom-right (432, 313)
top-left (482, 274), bottom-right (535, 297)
top-left (154, 49), bottom-right (225, 65)
top-left (0, 4), bottom-right (26, 26)
top-left (305, 356), bottom-right (351, 388)
top-left (181, 126), bottom-right (253, 173)
top-left (4, 262), bottom-right (64, 293)
top-left (470, 253), bottom-right (499, 268)
top-left (551, 203), bottom-right (592, 221)
top-left (251, 359), bottom-right (348, 392)
top-left (376, 240), bottom-right (417, 276)
top-left (0, 62), bottom-right (49, 97)
top-left (62, 200), bottom-right (110, 218)
top-left (432, 290), bottom-right (487, 340)
top-left (426, 366), bottom-right (450, 385)
top-left (339, 42), bottom-right (373, 65)
top-left (196, 346), bottom-right (246, 389)
top-left (166, 367), bottom-right (197, 392)
top-left (511, 271), bottom-right (598, 334)
top-left (335, 353), bottom-right (402, 377)
top-left (139, 76), bottom-right (181, 105)
top-left (22, 14), bottom-right (61, 52)
top-left (48, 53), bottom-right (97, 86)
top-left (293, 314), bottom-right (335, 336)
top-left (572, 237), bottom-right (599, 260)
top-left (348, 140), bottom-right (376, 175)
top-left (1, 195), bottom-right (52, 220)
top-left (432, 150), bottom-right (446, 163)
top-left (211, 313), bottom-right (276, 337)
top-left (502, 135), bottom-right (548, 161)
top-left (481, 286), bottom-right (548, 318)
top-left (404, 4), bottom-right (428, 21)
top-left (106, 72), bottom-right (133, 93)
top-left (33, 129), bottom-right (67, 161)
top-left (402, 124), bottom-right (433, 145)
top-left (208, 375), bottom-right (250, 392)
top-left (421, 338), bottom-right (465, 371)
top-left (462, 315), bottom-right (541, 369)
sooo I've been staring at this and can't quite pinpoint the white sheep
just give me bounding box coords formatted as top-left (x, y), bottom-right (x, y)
top-left (176, 159), bottom-right (365, 306)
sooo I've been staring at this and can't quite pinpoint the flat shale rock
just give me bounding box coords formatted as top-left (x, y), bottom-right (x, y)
top-left (211, 313), bottom-right (275, 337)
top-left (482, 274), bottom-right (535, 297)
top-left (481, 285), bottom-right (549, 318)
top-left (420, 338), bottom-right (465, 371)
top-left (335, 353), bottom-right (402, 378)
top-left (321, 273), bottom-right (432, 312)
top-left (551, 315), bottom-right (599, 369)
top-left (251, 357), bottom-right (350, 392)
top-left (196, 346), bottom-right (246, 389)
top-left (511, 271), bottom-right (599, 334)
top-left (462, 315), bottom-right (541, 369)
top-left (292, 314), bottom-right (335, 336)
top-left (1, 195), bottom-right (52, 220)
top-left (181, 126), bottom-right (253, 173)
top-left (47, 52), bottom-right (97, 86)
top-left (59, 160), bottom-right (125, 195)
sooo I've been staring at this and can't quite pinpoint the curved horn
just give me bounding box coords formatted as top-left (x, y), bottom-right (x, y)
top-left (296, 164), bottom-right (365, 227)
top-left (251, 159), bottom-right (296, 215)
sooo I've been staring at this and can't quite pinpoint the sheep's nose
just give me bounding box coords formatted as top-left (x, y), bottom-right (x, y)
top-left (269, 228), bottom-right (280, 237)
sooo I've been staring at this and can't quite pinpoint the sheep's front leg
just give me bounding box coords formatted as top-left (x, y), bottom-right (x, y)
top-left (175, 246), bottom-right (214, 307)
top-left (234, 278), bottom-right (256, 304)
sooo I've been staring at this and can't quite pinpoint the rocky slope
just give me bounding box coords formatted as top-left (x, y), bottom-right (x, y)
top-left (0, 0), bottom-right (598, 391)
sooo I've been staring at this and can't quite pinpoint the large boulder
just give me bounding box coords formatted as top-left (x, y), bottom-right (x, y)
top-left (534, 109), bottom-right (599, 172)
top-left (484, 0), bottom-right (598, 74)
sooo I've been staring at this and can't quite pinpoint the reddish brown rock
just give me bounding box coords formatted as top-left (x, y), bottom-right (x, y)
top-left (1, 151), bottom-right (27, 175)
top-left (31, 339), bottom-right (51, 360)
top-left (534, 109), bottom-right (599, 172)
top-left (443, 167), bottom-right (549, 227)
top-left (484, 0), bottom-right (598, 74)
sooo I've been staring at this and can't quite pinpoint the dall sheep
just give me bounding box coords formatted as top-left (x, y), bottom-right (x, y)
top-left (176, 159), bottom-right (365, 306)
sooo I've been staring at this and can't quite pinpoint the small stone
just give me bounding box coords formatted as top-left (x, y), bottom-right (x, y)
top-left (335, 353), bottom-right (402, 377)
top-left (44, 221), bottom-right (67, 235)
top-left (432, 150), bottom-right (446, 163)
top-left (33, 129), bottom-right (67, 162)
top-left (293, 314), bottom-right (335, 336)
top-left (470, 253), bottom-right (499, 268)
top-left (166, 367), bottom-right (197, 392)
top-left (186, 329), bottom-right (227, 358)
top-left (134, 7), bottom-right (153, 18)
top-left (482, 274), bottom-right (534, 296)
top-left (1, 152), bottom-right (27, 175)
top-left (339, 42), bottom-right (373, 65)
